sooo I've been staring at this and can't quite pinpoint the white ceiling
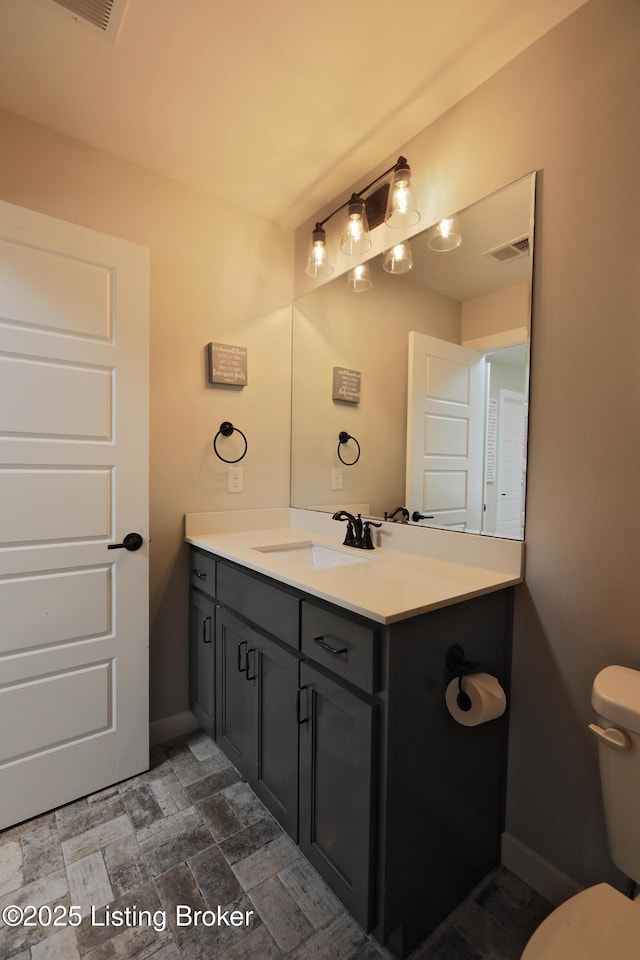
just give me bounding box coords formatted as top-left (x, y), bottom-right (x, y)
top-left (0, 0), bottom-right (588, 227)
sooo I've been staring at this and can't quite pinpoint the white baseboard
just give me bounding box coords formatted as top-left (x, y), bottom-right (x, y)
top-left (502, 832), bottom-right (583, 906)
top-left (149, 710), bottom-right (200, 747)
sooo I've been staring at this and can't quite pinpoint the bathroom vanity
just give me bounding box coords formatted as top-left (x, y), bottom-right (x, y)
top-left (187, 516), bottom-right (520, 958)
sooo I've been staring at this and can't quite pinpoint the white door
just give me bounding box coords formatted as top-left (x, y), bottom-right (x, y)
top-left (496, 389), bottom-right (526, 539)
top-left (0, 201), bottom-right (149, 829)
top-left (406, 332), bottom-right (485, 531)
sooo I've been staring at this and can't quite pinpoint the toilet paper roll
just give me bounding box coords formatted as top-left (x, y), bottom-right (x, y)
top-left (445, 672), bottom-right (507, 726)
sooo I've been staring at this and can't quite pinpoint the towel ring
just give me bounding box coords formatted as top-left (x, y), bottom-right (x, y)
top-left (213, 421), bottom-right (248, 463)
top-left (337, 431), bottom-right (361, 466)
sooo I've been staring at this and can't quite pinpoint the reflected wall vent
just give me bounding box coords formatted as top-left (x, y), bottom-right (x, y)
top-left (40, 0), bottom-right (129, 42)
top-left (483, 236), bottom-right (530, 264)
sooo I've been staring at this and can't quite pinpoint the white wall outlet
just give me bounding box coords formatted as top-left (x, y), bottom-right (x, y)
top-left (227, 466), bottom-right (243, 493)
top-left (331, 468), bottom-right (343, 491)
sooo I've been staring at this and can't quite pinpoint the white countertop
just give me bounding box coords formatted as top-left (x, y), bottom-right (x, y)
top-left (186, 523), bottom-right (522, 624)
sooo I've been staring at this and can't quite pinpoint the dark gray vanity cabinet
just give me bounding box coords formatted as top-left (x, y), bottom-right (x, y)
top-left (216, 605), bottom-right (300, 838)
top-left (188, 546), bottom-right (513, 959)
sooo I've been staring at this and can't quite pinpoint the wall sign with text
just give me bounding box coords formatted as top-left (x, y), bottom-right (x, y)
top-left (332, 367), bottom-right (361, 404)
top-left (208, 342), bottom-right (248, 386)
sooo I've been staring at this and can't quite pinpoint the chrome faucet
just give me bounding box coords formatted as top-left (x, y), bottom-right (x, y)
top-left (384, 506), bottom-right (409, 523)
top-left (332, 511), bottom-right (382, 550)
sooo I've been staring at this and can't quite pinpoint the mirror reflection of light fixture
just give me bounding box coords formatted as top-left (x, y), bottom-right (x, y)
top-left (383, 241), bottom-right (413, 274)
top-left (428, 216), bottom-right (462, 252)
top-left (345, 263), bottom-right (372, 292)
top-left (305, 223), bottom-right (334, 278)
top-left (385, 158), bottom-right (420, 228)
top-left (340, 195), bottom-right (372, 255)
top-left (304, 157), bottom-right (420, 278)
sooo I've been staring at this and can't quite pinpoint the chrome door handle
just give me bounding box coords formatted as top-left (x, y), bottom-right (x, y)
top-left (108, 532), bottom-right (143, 551)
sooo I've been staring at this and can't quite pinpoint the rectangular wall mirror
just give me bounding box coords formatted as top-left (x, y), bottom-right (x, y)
top-left (291, 172), bottom-right (536, 540)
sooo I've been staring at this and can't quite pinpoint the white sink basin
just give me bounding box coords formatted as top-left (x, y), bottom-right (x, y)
top-left (252, 540), bottom-right (371, 570)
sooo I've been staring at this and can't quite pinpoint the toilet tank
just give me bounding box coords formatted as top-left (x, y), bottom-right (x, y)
top-left (592, 665), bottom-right (640, 882)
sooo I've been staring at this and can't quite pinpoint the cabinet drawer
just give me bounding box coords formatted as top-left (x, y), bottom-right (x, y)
top-left (190, 549), bottom-right (216, 596)
top-left (301, 601), bottom-right (379, 693)
top-left (217, 562), bottom-right (299, 649)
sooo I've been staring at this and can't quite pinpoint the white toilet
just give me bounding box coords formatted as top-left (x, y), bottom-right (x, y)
top-left (522, 664), bottom-right (640, 959)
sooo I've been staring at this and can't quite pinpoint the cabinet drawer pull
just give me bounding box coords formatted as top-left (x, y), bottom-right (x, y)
top-left (313, 636), bottom-right (348, 656)
top-left (202, 616), bottom-right (212, 644)
top-left (192, 569), bottom-right (207, 580)
top-left (296, 685), bottom-right (309, 724)
top-left (237, 640), bottom-right (248, 673)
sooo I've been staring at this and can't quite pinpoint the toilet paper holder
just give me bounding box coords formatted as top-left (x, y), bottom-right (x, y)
top-left (446, 644), bottom-right (475, 713)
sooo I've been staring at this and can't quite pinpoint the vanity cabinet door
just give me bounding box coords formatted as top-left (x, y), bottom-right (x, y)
top-left (189, 589), bottom-right (215, 738)
top-left (251, 629), bottom-right (300, 839)
top-left (215, 607), bottom-right (300, 838)
top-left (298, 660), bottom-right (375, 930)
top-left (215, 608), bottom-right (256, 782)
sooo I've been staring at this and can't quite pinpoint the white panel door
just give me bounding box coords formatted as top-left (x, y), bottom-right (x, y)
top-left (496, 389), bottom-right (526, 539)
top-left (406, 332), bottom-right (485, 531)
top-left (0, 201), bottom-right (149, 829)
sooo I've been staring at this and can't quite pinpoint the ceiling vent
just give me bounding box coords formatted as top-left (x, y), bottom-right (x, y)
top-left (38, 0), bottom-right (129, 42)
top-left (483, 236), bottom-right (530, 264)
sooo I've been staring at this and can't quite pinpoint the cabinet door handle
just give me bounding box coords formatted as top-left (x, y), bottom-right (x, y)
top-left (296, 685), bottom-right (309, 724)
top-left (313, 636), bottom-right (348, 656)
top-left (237, 640), bottom-right (248, 673)
top-left (192, 569), bottom-right (207, 580)
top-left (245, 648), bottom-right (256, 681)
top-left (202, 616), bottom-right (212, 644)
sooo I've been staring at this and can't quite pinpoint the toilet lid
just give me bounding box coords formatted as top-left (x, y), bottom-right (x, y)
top-left (522, 884), bottom-right (640, 960)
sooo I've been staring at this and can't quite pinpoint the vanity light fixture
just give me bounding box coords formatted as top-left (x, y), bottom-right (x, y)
top-left (304, 156), bottom-right (420, 278)
top-left (345, 263), bottom-right (372, 292)
top-left (382, 240), bottom-right (413, 274)
top-left (428, 216), bottom-right (462, 252)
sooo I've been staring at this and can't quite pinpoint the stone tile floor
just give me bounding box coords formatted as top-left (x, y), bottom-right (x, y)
top-left (0, 731), bottom-right (552, 960)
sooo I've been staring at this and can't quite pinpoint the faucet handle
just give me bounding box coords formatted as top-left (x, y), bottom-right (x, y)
top-left (362, 520), bottom-right (382, 550)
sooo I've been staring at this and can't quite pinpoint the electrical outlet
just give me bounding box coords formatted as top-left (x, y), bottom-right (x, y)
top-left (227, 466), bottom-right (243, 493)
top-left (331, 468), bottom-right (343, 491)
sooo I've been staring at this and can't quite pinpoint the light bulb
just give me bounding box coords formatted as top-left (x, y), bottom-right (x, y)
top-left (385, 158), bottom-right (420, 229)
top-left (345, 263), bottom-right (372, 292)
top-left (340, 196), bottom-right (372, 255)
top-left (428, 216), bottom-right (462, 252)
top-left (382, 241), bottom-right (413, 274)
top-left (305, 224), bottom-right (334, 278)
top-left (440, 218), bottom-right (454, 238)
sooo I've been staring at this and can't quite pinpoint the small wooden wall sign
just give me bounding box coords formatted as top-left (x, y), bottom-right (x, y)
top-left (208, 342), bottom-right (248, 386)
top-left (332, 367), bottom-right (361, 404)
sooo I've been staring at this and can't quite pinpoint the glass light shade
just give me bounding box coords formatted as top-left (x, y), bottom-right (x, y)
top-left (382, 241), bottom-right (413, 274)
top-left (428, 216), bottom-right (462, 252)
top-left (385, 159), bottom-right (420, 228)
top-left (345, 263), bottom-right (372, 293)
top-left (340, 196), bottom-right (372, 255)
top-left (305, 224), bottom-right (334, 278)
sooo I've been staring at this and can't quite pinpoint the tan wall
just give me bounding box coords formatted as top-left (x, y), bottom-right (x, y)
top-left (0, 108), bottom-right (293, 723)
top-left (295, 0), bottom-right (640, 890)
top-left (462, 282), bottom-right (529, 343)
